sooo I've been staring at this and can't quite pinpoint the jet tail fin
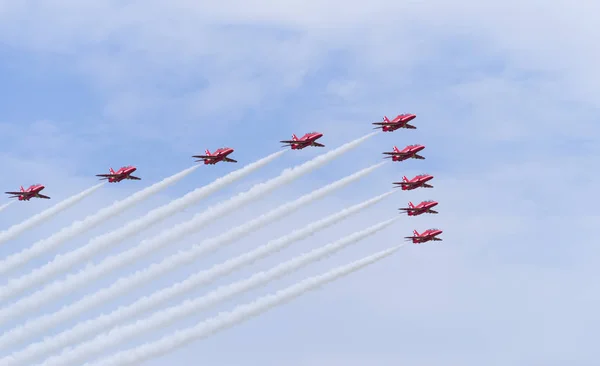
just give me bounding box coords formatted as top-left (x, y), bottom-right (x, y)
top-left (408, 201), bottom-right (414, 208)
top-left (292, 134), bottom-right (298, 141)
top-left (205, 149), bottom-right (211, 155)
top-left (393, 146), bottom-right (399, 152)
top-left (20, 186), bottom-right (24, 192)
top-left (413, 229), bottom-right (419, 236)
top-left (109, 168), bottom-right (115, 174)
top-left (383, 116), bottom-right (390, 122)
top-left (402, 176), bottom-right (408, 182)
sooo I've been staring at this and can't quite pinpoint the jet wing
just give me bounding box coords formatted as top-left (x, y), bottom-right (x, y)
top-left (96, 174), bottom-right (117, 177)
top-left (4, 191), bottom-right (23, 195)
top-left (279, 140), bottom-right (298, 144)
top-left (383, 153), bottom-right (409, 159)
top-left (37, 194), bottom-right (51, 199)
top-left (224, 157), bottom-right (237, 163)
top-left (127, 175), bottom-right (141, 180)
top-left (192, 155), bottom-right (213, 159)
top-left (312, 142), bottom-right (325, 147)
top-left (413, 154), bottom-right (425, 159)
top-left (422, 183), bottom-right (433, 188)
top-left (372, 122), bottom-right (397, 126)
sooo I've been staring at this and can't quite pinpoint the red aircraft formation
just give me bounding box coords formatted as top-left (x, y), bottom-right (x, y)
top-left (372, 114), bottom-right (443, 244)
top-left (3, 122), bottom-right (443, 243)
top-left (3, 135), bottom-right (322, 201)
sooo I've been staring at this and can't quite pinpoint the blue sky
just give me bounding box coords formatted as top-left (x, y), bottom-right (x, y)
top-left (0, 1), bottom-right (598, 365)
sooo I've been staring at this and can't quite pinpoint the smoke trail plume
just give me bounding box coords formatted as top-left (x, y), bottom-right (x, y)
top-left (85, 246), bottom-right (400, 366)
top-left (5, 191), bottom-right (393, 364)
top-left (0, 161), bottom-right (380, 349)
top-left (0, 201), bottom-right (14, 213)
top-left (42, 218), bottom-right (399, 366)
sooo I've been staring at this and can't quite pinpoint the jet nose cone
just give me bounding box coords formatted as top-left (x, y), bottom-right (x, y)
top-left (316, 133), bottom-right (323, 138)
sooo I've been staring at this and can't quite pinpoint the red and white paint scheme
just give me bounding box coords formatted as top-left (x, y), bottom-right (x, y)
top-left (383, 144), bottom-right (426, 162)
top-left (5, 184), bottom-right (50, 200)
top-left (392, 174), bottom-right (434, 191)
top-left (192, 147), bottom-right (237, 165)
top-left (404, 228), bottom-right (443, 244)
top-left (372, 114), bottom-right (417, 131)
top-left (96, 166), bottom-right (141, 183)
top-left (280, 132), bottom-right (324, 150)
top-left (399, 200), bottom-right (439, 216)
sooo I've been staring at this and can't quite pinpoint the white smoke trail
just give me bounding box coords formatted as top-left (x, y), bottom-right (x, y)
top-left (0, 152), bottom-right (283, 307)
top-left (84, 245), bottom-right (400, 366)
top-left (0, 161), bottom-right (381, 349)
top-left (42, 218), bottom-right (399, 366)
top-left (0, 183), bottom-right (104, 246)
top-left (6, 191), bottom-right (394, 365)
top-left (0, 132), bottom-right (380, 348)
top-left (0, 201), bottom-right (14, 213)
top-left (0, 166), bottom-right (197, 279)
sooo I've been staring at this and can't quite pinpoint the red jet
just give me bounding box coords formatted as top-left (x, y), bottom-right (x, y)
top-left (404, 228), bottom-right (443, 244)
top-left (96, 166), bottom-right (141, 183)
top-left (5, 184), bottom-right (51, 201)
top-left (383, 145), bottom-right (425, 161)
top-left (192, 147), bottom-right (237, 165)
top-left (393, 174), bottom-right (434, 190)
top-left (280, 132), bottom-right (325, 150)
top-left (399, 200), bottom-right (439, 216)
top-left (372, 114), bottom-right (417, 131)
